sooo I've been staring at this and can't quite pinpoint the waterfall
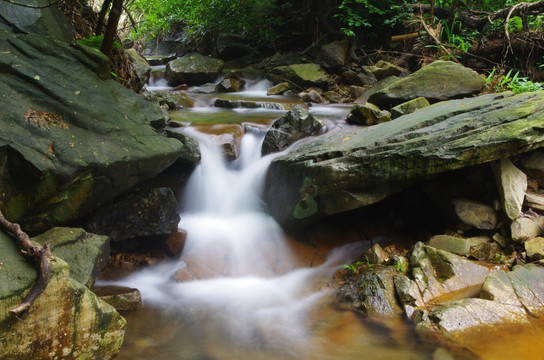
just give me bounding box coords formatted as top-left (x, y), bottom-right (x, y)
top-left (107, 129), bottom-right (365, 358)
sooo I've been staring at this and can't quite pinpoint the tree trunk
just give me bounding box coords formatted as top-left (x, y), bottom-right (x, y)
top-left (100, 0), bottom-right (123, 57)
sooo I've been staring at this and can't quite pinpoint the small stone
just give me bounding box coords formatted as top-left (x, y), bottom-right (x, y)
top-left (492, 158), bottom-right (527, 220)
top-left (493, 232), bottom-right (510, 248)
top-left (525, 237), bottom-right (544, 261)
top-left (391, 97), bottom-right (430, 119)
top-left (346, 103), bottom-right (391, 126)
top-left (451, 198), bottom-right (498, 230)
top-left (267, 82), bottom-right (291, 95)
top-left (428, 234), bottom-right (471, 256)
top-left (364, 243), bottom-right (389, 264)
top-left (93, 286), bottom-right (142, 311)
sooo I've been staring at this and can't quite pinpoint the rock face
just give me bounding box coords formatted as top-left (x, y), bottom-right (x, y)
top-left (261, 105), bottom-right (323, 155)
top-left (165, 53), bottom-right (224, 86)
top-left (86, 187), bottom-right (181, 242)
top-left (367, 60), bottom-right (485, 108)
top-left (0, 230), bottom-right (126, 359)
top-left (32, 227), bottom-right (109, 287)
top-left (266, 63), bottom-right (335, 91)
top-left (0, 32), bottom-right (185, 233)
top-left (265, 92), bottom-right (544, 226)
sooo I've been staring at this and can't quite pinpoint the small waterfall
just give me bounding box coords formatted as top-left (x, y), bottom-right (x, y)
top-left (106, 129), bottom-right (365, 358)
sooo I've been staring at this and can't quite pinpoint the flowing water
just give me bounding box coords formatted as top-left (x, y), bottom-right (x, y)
top-left (100, 71), bottom-right (495, 359)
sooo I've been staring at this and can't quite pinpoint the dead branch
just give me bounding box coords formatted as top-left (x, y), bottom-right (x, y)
top-left (0, 210), bottom-right (55, 319)
top-left (419, 17), bottom-right (461, 63)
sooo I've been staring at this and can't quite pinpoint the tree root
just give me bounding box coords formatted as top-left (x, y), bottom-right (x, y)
top-left (0, 211), bottom-right (55, 319)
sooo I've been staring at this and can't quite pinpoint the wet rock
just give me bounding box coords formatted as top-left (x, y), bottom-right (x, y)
top-left (0, 230), bottom-right (125, 359)
top-left (299, 88), bottom-right (324, 103)
top-left (0, 32), bottom-right (183, 233)
top-left (164, 129), bottom-right (201, 165)
top-left (261, 105), bottom-right (323, 155)
top-left (410, 242), bottom-right (489, 303)
top-left (347, 103), bottom-right (391, 126)
top-left (339, 266), bottom-right (403, 316)
top-left (524, 237), bottom-right (544, 260)
top-left (93, 286), bottom-right (143, 311)
top-left (32, 227), bottom-right (109, 288)
top-left (216, 72), bottom-right (246, 92)
top-left (198, 82), bottom-right (218, 93)
top-left (266, 63), bottom-right (335, 91)
top-left (469, 240), bottom-right (502, 260)
top-left (165, 228), bottom-right (187, 256)
top-left (125, 48), bottom-right (151, 92)
top-left (364, 243), bottom-right (390, 265)
top-left (480, 264), bottom-right (544, 316)
top-left (393, 274), bottom-right (425, 318)
top-left (265, 92), bottom-right (544, 226)
top-left (363, 60), bottom-right (407, 80)
top-left (267, 82), bottom-right (291, 95)
top-left (86, 187), bottom-right (180, 242)
top-left (451, 198), bottom-right (498, 230)
top-left (492, 158), bottom-right (527, 220)
top-left (391, 97), bottom-right (430, 119)
top-left (428, 234), bottom-right (472, 256)
top-left (510, 216), bottom-right (544, 242)
top-left (165, 53), bottom-right (224, 86)
top-left (368, 60), bottom-right (485, 108)
top-left (317, 39), bottom-right (349, 68)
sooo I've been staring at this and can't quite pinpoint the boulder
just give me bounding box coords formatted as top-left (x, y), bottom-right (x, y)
top-left (510, 216), bottom-right (544, 242)
top-left (164, 129), bottom-right (201, 165)
top-left (93, 286), bottom-right (143, 311)
top-left (32, 227), bottom-right (109, 287)
top-left (521, 151), bottom-right (544, 187)
top-left (0, 230), bottom-right (126, 359)
top-left (340, 70), bottom-right (377, 87)
top-left (364, 243), bottom-right (390, 265)
top-left (267, 82), bottom-right (291, 95)
top-left (216, 78), bottom-right (246, 92)
top-left (317, 40), bottom-right (349, 68)
top-left (0, 32), bottom-right (184, 233)
top-left (346, 103), bottom-right (391, 126)
top-left (391, 97), bottom-right (430, 119)
top-left (165, 53), bottom-right (224, 86)
top-left (299, 88), bottom-right (325, 104)
top-left (125, 48), bottom-right (151, 92)
top-left (363, 60), bottom-right (407, 80)
top-left (266, 63), bottom-right (335, 91)
top-left (524, 237), bottom-right (544, 260)
top-left (261, 105), bottom-right (323, 155)
top-left (86, 187), bottom-right (181, 242)
top-left (451, 198), bottom-right (498, 230)
top-left (367, 60), bottom-right (485, 108)
top-left (492, 158), bottom-right (527, 220)
top-left (265, 92), bottom-right (544, 226)
top-left (428, 234), bottom-right (472, 256)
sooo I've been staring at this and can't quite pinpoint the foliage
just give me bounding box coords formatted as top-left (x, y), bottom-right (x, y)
top-left (392, 258), bottom-right (408, 272)
top-left (333, 0), bottom-right (413, 39)
top-left (484, 68), bottom-right (544, 93)
top-left (342, 260), bottom-right (363, 274)
top-left (77, 35), bottom-right (123, 50)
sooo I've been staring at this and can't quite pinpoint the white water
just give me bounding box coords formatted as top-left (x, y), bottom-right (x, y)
top-left (107, 129), bottom-right (364, 358)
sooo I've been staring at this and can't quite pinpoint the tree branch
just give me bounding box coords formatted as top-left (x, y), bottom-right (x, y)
top-left (0, 210), bottom-right (55, 319)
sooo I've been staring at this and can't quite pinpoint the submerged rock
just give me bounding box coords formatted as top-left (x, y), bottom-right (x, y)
top-left (261, 105), bottom-right (323, 155)
top-left (0, 230), bottom-right (126, 359)
top-left (265, 92), bottom-right (544, 226)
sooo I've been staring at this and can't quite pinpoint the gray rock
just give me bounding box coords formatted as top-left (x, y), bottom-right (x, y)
top-left (164, 129), bottom-right (201, 165)
top-left (364, 243), bottom-right (390, 265)
top-left (317, 40), bottom-right (349, 68)
top-left (125, 48), bottom-right (151, 93)
top-left (451, 198), bottom-right (498, 230)
top-left (216, 33), bottom-right (252, 61)
top-left (0, 32), bottom-right (183, 233)
top-left (368, 60), bottom-right (485, 108)
top-left (394, 274), bottom-right (425, 318)
top-left (267, 82), bottom-right (291, 95)
top-left (428, 234), bottom-right (471, 256)
top-left (524, 192), bottom-right (544, 212)
top-left (520, 151), bottom-right (544, 187)
top-left (261, 105), bottom-right (323, 155)
top-left (492, 158), bottom-right (527, 220)
top-left (165, 53), bottom-right (224, 86)
top-left (94, 286), bottom-right (143, 311)
top-left (32, 227), bottom-right (109, 288)
top-left (510, 216), bottom-right (544, 242)
top-left (363, 60), bottom-right (407, 80)
top-left (86, 187), bottom-right (180, 242)
top-left (265, 91), bottom-right (544, 226)
top-left (410, 242), bottom-right (489, 303)
top-left (391, 97), bottom-right (430, 119)
top-left (299, 88), bottom-right (324, 104)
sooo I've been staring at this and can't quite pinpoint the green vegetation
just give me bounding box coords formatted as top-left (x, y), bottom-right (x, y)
top-left (342, 261), bottom-right (363, 274)
top-left (484, 68), bottom-right (544, 93)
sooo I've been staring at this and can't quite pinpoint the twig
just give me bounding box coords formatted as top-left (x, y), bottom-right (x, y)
top-left (419, 17), bottom-right (461, 63)
top-left (0, 210), bottom-right (55, 319)
top-left (505, 2), bottom-right (524, 56)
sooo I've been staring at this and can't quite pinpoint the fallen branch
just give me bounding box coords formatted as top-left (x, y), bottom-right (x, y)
top-left (0, 211), bottom-right (54, 319)
top-left (419, 17), bottom-right (461, 64)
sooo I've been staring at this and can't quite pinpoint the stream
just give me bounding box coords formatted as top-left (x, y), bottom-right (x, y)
top-left (103, 69), bottom-right (465, 360)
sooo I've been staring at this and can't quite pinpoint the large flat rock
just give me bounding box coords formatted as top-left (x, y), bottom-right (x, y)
top-left (265, 92), bottom-right (544, 226)
top-left (0, 32), bottom-right (186, 232)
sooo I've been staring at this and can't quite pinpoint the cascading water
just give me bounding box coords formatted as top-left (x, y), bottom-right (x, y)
top-left (107, 128), bottom-right (371, 359)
